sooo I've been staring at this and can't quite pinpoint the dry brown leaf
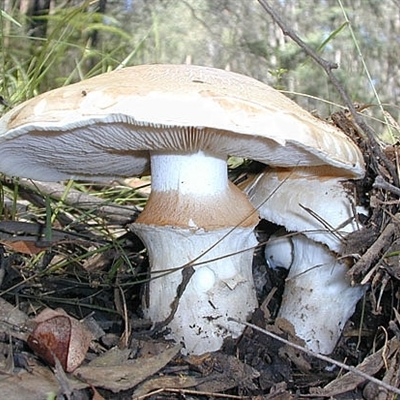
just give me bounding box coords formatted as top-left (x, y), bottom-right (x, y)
top-left (0, 220), bottom-right (100, 255)
top-left (0, 297), bottom-right (29, 341)
top-left (0, 239), bottom-right (49, 255)
top-left (0, 365), bottom-right (87, 400)
top-left (75, 344), bottom-right (181, 392)
top-left (192, 352), bottom-right (260, 393)
top-left (363, 349), bottom-right (400, 400)
top-left (274, 317), bottom-right (312, 372)
top-left (87, 346), bottom-right (132, 367)
top-left (312, 336), bottom-right (400, 397)
top-left (26, 308), bottom-right (93, 372)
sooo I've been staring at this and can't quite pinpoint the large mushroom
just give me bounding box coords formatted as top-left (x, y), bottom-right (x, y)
top-left (244, 166), bottom-right (366, 354)
top-left (0, 64), bottom-right (364, 354)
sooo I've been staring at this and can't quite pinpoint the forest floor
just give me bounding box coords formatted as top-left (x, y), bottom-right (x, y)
top-left (0, 110), bottom-right (399, 399)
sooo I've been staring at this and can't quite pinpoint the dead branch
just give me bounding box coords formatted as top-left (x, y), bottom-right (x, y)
top-left (373, 175), bottom-right (400, 197)
top-left (347, 216), bottom-right (399, 281)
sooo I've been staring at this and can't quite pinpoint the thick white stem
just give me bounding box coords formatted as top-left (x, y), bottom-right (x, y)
top-left (135, 224), bottom-right (257, 355)
top-left (131, 150), bottom-right (259, 354)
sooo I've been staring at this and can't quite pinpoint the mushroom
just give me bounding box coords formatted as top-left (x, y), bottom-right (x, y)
top-left (0, 64), bottom-right (364, 354)
top-left (244, 166), bottom-right (366, 354)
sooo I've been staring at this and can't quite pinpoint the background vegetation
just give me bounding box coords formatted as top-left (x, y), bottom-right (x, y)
top-left (2, 0), bottom-right (400, 120)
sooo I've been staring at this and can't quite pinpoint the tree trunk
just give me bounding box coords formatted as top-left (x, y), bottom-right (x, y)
top-left (23, 0), bottom-right (51, 38)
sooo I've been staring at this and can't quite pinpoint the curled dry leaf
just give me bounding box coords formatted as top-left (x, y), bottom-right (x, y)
top-left (0, 239), bottom-right (49, 255)
top-left (26, 308), bottom-right (93, 372)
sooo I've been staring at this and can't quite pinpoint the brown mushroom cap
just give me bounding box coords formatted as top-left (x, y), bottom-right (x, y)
top-left (0, 64), bottom-right (364, 181)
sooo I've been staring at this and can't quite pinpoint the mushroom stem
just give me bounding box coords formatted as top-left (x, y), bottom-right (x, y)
top-left (136, 151), bottom-right (258, 229)
top-left (135, 224), bottom-right (257, 354)
top-left (266, 233), bottom-right (365, 354)
top-left (131, 150), bottom-right (259, 354)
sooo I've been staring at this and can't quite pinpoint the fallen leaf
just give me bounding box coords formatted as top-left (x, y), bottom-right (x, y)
top-left (87, 346), bottom-right (131, 367)
top-left (75, 344), bottom-right (181, 392)
top-left (0, 297), bottom-right (29, 341)
top-left (0, 220), bottom-right (100, 255)
top-left (27, 308), bottom-right (93, 372)
top-left (0, 239), bottom-right (48, 255)
top-left (186, 352), bottom-right (259, 393)
top-left (0, 365), bottom-right (87, 400)
top-left (313, 336), bottom-right (400, 397)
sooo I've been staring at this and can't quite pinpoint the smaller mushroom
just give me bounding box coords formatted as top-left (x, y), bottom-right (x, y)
top-left (244, 166), bottom-right (366, 354)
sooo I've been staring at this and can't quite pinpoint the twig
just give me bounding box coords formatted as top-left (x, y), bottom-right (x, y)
top-left (373, 175), bottom-right (400, 197)
top-left (347, 216), bottom-right (398, 281)
top-left (135, 387), bottom-right (250, 400)
top-left (257, 0), bottom-right (338, 72)
top-left (230, 318), bottom-right (400, 396)
top-left (257, 0), bottom-right (398, 185)
top-left (148, 266), bottom-right (195, 335)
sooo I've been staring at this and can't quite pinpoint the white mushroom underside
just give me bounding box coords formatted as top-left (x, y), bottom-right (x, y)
top-left (0, 122), bottom-right (362, 182)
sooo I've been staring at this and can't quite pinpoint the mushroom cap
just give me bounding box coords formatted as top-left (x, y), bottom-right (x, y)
top-left (243, 166), bottom-right (366, 252)
top-left (0, 64), bottom-right (364, 181)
